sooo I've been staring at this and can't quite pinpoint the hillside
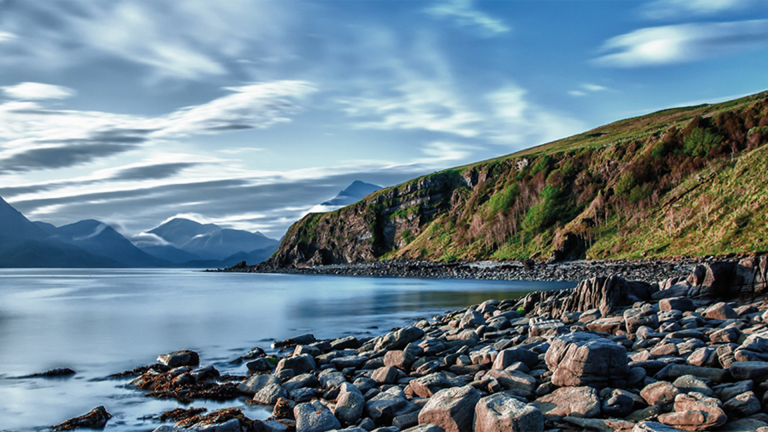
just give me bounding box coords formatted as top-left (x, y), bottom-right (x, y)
top-left (267, 90), bottom-right (768, 267)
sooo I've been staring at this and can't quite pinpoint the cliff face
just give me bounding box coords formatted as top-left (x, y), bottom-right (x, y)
top-left (269, 91), bottom-right (768, 267)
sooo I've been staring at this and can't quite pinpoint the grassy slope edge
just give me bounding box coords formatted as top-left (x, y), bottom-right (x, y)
top-left (270, 90), bottom-right (768, 266)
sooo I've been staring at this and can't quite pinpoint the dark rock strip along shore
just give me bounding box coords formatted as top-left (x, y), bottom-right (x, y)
top-left (220, 257), bottom-right (721, 284)
top-left (57, 255), bottom-right (768, 432)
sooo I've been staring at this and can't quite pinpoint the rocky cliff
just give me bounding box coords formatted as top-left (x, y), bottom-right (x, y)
top-left (268, 90), bottom-right (768, 267)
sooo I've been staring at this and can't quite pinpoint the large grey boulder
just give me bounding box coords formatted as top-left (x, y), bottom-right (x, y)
top-left (252, 383), bottom-right (288, 405)
top-left (365, 387), bottom-right (410, 424)
top-left (417, 385), bottom-right (481, 432)
top-left (275, 354), bottom-right (316, 376)
top-left (334, 383), bottom-right (365, 426)
top-left (294, 400), bottom-right (341, 432)
top-left (237, 374), bottom-right (281, 395)
top-left (474, 392), bottom-right (543, 432)
top-left (545, 332), bottom-right (629, 388)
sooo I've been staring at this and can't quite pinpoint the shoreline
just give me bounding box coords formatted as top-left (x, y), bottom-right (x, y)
top-left (70, 254), bottom-right (768, 432)
top-left (216, 257), bottom-right (728, 284)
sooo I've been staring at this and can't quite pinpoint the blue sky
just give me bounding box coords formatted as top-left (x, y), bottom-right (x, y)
top-left (1, 0), bottom-right (767, 239)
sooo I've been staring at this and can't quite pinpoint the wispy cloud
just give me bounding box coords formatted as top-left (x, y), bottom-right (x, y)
top-left (2, 82), bottom-right (77, 100)
top-left (595, 20), bottom-right (768, 67)
top-left (0, 31), bottom-right (17, 42)
top-left (0, 80), bottom-right (315, 173)
top-left (641, 0), bottom-right (759, 20)
top-left (425, 0), bottom-right (510, 36)
top-left (568, 83), bottom-right (609, 97)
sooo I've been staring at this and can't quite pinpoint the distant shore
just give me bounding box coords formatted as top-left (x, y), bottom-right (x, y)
top-left (213, 257), bottom-right (741, 284)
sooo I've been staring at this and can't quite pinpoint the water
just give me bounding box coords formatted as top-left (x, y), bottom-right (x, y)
top-left (0, 269), bottom-right (572, 431)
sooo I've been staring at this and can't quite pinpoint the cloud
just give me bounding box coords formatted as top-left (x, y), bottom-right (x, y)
top-left (641, 0), bottom-right (759, 19)
top-left (425, 0), bottom-right (510, 36)
top-left (0, 0), bottom-right (291, 80)
top-left (1, 82), bottom-right (76, 100)
top-left (110, 162), bottom-right (199, 181)
top-left (595, 20), bottom-right (768, 67)
top-left (0, 80), bottom-right (314, 173)
top-left (569, 83), bottom-right (608, 97)
top-left (486, 84), bottom-right (586, 146)
top-left (0, 31), bottom-right (16, 42)
top-left (218, 147), bottom-right (265, 155)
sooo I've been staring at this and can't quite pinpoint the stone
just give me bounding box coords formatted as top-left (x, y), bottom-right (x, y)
top-left (641, 381), bottom-right (680, 406)
top-left (331, 356), bottom-right (368, 370)
top-left (157, 350), bottom-right (200, 368)
top-left (740, 331), bottom-right (768, 353)
top-left (702, 302), bottom-right (738, 320)
top-left (371, 366), bottom-right (405, 384)
top-left (409, 373), bottom-right (452, 398)
top-left (723, 391), bottom-right (761, 417)
top-left (484, 370), bottom-right (536, 396)
top-left (657, 393), bottom-right (727, 431)
top-left (687, 347), bottom-right (716, 367)
top-left (365, 388), bottom-right (410, 424)
top-left (383, 350), bottom-right (415, 371)
top-left (273, 398), bottom-right (295, 419)
top-left (283, 373), bottom-right (320, 392)
top-left (564, 417), bottom-right (635, 432)
top-left (319, 369), bottom-right (346, 389)
top-left (729, 361), bottom-right (768, 380)
top-left (238, 374), bottom-right (281, 395)
top-left (294, 400), bottom-right (341, 432)
top-left (375, 327), bottom-right (425, 351)
top-left (673, 375), bottom-right (712, 396)
top-left (335, 383), bottom-right (365, 426)
top-left (474, 392), bottom-right (544, 432)
top-left (273, 334), bottom-right (316, 349)
top-left (330, 336), bottom-right (360, 350)
top-left (392, 411), bottom-right (420, 430)
top-left (710, 327), bottom-right (741, 343)
top-left (246, 358), bottom-right (272, 372)
top-left (417, 385), bottom-right (481, 432)
top-left (602, 389), bottom-right (635, 417)
top-left (659, 297), bottom-right (695, 312)
top-left (275, 355), bottom-right (316, 376)
top-left (545, 332), bottom-right (629, 388)
top-left (252, 383), bottom-right (288, 405)
top-left (402, 426), bottom-right (445, 432)
top-left (459, 309), bottom-right (486, 329)
top-left (492, 348), bottom-right (539, 370)
top-left (625, 307), bottom-right (659, 334)
top-left (655, 364), bottom-right (728, 383)
top-left (632, 421), bottom-right (680, 432)
top-left (533, 386), bottom-right (601, 418)
top-left (52, 406), bottom-right (112, 431)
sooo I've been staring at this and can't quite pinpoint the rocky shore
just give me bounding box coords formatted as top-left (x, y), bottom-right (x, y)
top-left (60, 255), bottom-right (768, 432)
top-left (218, 257), bottom-right (730, 284)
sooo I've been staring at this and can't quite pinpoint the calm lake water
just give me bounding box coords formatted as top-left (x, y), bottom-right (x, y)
top-left (0, 269), bottom-right (572, 432)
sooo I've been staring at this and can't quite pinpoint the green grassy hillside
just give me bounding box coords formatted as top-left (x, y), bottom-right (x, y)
top-left (270, 91), bottom-right (768, 266)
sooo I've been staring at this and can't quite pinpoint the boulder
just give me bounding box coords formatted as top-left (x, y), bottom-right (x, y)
top-left (418, 385), bottom-right (481, 432)
top-left (334, 383), bottom-right (365, 426)
top-left (545, 332), bottom-right (629, 388)
top-left (375, 326), bottom-right (425, 351)
top-left (657, 393), bottom-right (727, 431)
top-left (384, 350), bottom-right (415, 371)
top-left (157, 350), bottom-right (200, 368)
top-left (409, 373), bottom-right (452, 398)
top-left (372, 366), bottom-right (405, 384)
top-left (238, 374), bottom-right (281, 396)
top-left (294, 400), bottom-right (341, 432)
top-left (459, 309), bottom-right (486, 329)
top-left (474, 392), bottom-right (544, 432)
top-left (659, 297), bottom-right (695, 312)
top-left (632, 422), bottom-right (680, 432)
top-left (602, 389), bottom-right (636, 417)
top-left (533, 386), bottom-right (601, 418)
top-left (625, 307), bottom-right (659, 334)
top-left (729, 361), bottom-right (768, 380)
top-left (365, 388), bottom-right (410, 424)
top-left (723, 391), bottom-right (761, 417)
top-left (492, 348), bottom-right (539, 370)
top-left (275, 355), bottom-right (316, 376)
top-left (52, 406), bottom-right (112, 431)
top-left (702, 303), bottom-right (738, 320)
top-left (252, 383), bottom-right (288, 405)
top-left (641, 381), bottom-right (679, 406)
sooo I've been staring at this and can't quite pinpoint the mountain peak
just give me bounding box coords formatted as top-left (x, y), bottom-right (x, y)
top-left (319, 180), bottom-right (382, 209)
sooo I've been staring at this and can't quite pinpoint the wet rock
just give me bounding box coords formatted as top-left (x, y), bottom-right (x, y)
top-left (545, 332), bottom-right (629, 388)
top-left (23, 367), bottom-right (77, 378)
top-left (533, 386), bottom-right (601, 419)
top-left (657, 393), bottom-right (727, 431)
top-left (245, 358), bottom-right (272, 372)
top-left (273, 334), bottom-right (316, 349)
top-left (252, 383), bottom-right (288, 405)
top-left (158, 350), bottom-right (200, 368)
top-left (417, 385), bottom-right (481, 432)
top-left (275, 354), bottom-right (316, 376)
top-left (294, 400), bottom-right (341, 432)
top-left (52, 406), bottom-right (112, 431)
top-left (273, 398), bottom-right (295, 419)
top-left (729, 361), bottom-right (768, 380)
top-left (474, 392), bottom-right (543, 432)
top-left (238, 374), bottom-right (281, 396)
top-left (335, 383), bottom-right (365, 426)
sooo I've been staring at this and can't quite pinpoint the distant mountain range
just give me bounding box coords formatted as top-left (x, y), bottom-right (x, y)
top-left (0, 180), bottom-right (379, 268)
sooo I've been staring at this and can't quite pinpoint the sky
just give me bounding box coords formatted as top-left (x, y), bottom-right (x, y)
top-left (1, 0), bottom-right (768, 241)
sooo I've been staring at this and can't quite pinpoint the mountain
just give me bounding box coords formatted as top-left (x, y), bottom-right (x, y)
top-left (139, 245), bottom-right (202, 264)
top-left (51, 220), bottom-right (166, 267)
top-left (319, 180), bottom-right (382, 209)
top-left (149, 218), bottom-right (279, 261)
top-left (267, 90), bottom-right (768, 267)
top-left (0, 198), bottom-right (120, 268)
